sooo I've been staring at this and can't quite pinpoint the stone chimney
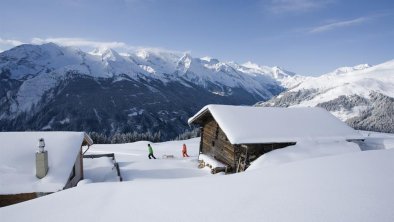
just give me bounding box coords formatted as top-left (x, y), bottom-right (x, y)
top-left (36, 138), bottom-right (49, 179)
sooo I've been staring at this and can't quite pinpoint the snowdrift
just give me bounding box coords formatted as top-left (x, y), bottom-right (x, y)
top-left (2, 147), bottom-right (394, 222)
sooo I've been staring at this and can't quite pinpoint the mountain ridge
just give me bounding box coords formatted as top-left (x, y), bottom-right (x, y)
top-left (0, 43), bottom-right (289, 139)
top-left (1, 43), bottom-right (393, 138)
top-left (258, 59), bottom-right (394, 133)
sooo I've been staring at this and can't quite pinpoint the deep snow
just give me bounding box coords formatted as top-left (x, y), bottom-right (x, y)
top-left (0, 132), bottom-right (85, 194)
top-left (83, 138), bottom-right (211, 182)
top-left (246, 140), bottom-right (360, 170)
top-left (1, 134), bottom-right (394, 222)
top-left (1, 138), bottom-right (394, 222)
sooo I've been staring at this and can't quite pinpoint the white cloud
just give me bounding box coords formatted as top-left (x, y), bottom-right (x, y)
top-left (31, 37), bottom-right (128, 49)
top-left (0, 38), bottom-right (24, 46)
top-left (0, 36), bottom-right (186, 56)
top-left (309, 17), bottom-right (369, 33)
top-left (33, 37), bottom-right (184, 54)
top-left (268, 0), bottom-right (332, 13)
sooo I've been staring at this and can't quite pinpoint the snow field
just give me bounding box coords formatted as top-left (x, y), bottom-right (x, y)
top-left (83, 138), bottom-right (212, 182)
top-left (2, 132), bottom-right (394, 222)
top-left (2, 143), bottom-right (394, 222)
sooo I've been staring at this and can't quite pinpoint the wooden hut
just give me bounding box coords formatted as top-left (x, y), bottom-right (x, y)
top-left (0, 132), bottom-right (93, 207)
top-left (188, 105), bottom-right (363, 173)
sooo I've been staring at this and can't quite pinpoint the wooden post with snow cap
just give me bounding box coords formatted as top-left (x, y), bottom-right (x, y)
top-left (199, 126), bottom-right (204, 157)
top-left (36, 138), bottom-right (49, 179)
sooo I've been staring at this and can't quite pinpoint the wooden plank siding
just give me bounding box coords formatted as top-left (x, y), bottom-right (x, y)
top-left (0, 193), bottom-right (37, 207)
top-left (0, 192), bottom-right (54, 207)
top-left (198, 113), bottom-right (296, 173)
top-left (245, 143), bottom-right (296, 163)
top-left (201, 117), bottom-right (236, 170)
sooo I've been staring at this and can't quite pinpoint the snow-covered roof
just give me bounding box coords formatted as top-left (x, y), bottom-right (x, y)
top-left (0, 132), bottom-right (92, 194)
top-left (188, 105), bottom-right (363, 144)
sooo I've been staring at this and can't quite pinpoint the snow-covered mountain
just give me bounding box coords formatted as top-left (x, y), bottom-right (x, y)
top-left (2, 43), bottom-right (392, 137)
top-left (258, 61), bottom-right (394, 133)
top-left (241, 61), bottom-right (305, 88)
top-left (0, 43), bottom-right (291, 139)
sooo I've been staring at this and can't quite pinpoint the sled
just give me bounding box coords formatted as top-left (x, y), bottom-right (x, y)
top-left (162, 154), bottom-right (175, 159)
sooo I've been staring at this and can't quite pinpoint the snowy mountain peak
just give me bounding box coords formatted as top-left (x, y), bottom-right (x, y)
top-left (89, 48), bottom-right (105, 56)
top-left (101, 48), bottom-right (122, 61)
top-left (180, 52), bottom-right (192, 61)
top-left (326, 63), bottom-right (372, 76)
top-left (134, 48), bottom-right (182, 61)
top-left (242, 62), bottom-right (295, 78)
top-left (90, 47), bottom-right (122, 62)
top-left (1, 42), bottom-right (62, 60)
top-left (40, 42), bottom-right (61, 49)
top-left (200, 56), bottom-right (219, 64)
top-left (243, 61), bottom-right (263, 70)
top-left (177, 53), bottom-right (193, 72)
top-left (134, 48), bottom-right (181, 68)
top-left (354, 64), bottom-right (371, 69)
top-left (135, 49), bottom-right (150, 60)
top-left (272, 66), bottom-right (296, 77)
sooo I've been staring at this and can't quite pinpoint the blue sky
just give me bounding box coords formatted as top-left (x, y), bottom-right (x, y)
top-left (0, 0), bottom-right (393, 75)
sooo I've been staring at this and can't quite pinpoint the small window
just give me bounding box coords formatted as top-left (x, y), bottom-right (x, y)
top-left (211, 141), bottom-right (215, 147)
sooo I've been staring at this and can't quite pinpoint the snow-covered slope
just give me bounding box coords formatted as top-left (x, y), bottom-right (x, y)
top-left (290, 61), bottom-right (394, 103)
top-left (0, 43), bottom-right (288, 114)
top-left (324, 64), bottom-right (372, 76)
top-left (241, 61), bottom-right (306, 88)
top-left (0, 43), bottom-right (289, 139)
top-left (1, 138), bottom-right (394, 222)
top-left (259, 60), bottom-right (394, 133)
top-left (2, 42), bottom-right (392, 136)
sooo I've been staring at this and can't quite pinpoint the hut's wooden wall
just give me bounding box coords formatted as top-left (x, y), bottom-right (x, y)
top-left (64, 150), bottom-right (83, 189)
top-left (0, 193), bottom-right (37, 207)
top-left (234, 143), bottom-right (296, 172)
top-left (245, 143), bottom-right (296, 163)
top-left (0, 192), bottom-right (53, 207)
top-left (201, 117), bottom-right (236, 169)
top-left (199, 115), bottom-right (296, 173)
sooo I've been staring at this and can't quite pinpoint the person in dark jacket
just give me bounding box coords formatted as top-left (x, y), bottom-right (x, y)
top-left (148, 144), bottom-right (156, 159)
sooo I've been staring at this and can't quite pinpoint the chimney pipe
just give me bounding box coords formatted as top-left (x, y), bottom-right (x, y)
top-left (38, 138), bottom-right (45, 153)
top-left (36, 138), bottom-right (49, 179)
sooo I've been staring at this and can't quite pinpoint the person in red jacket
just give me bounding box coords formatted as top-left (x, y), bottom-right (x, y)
top-left (182, 143), bottom-right (189, 157)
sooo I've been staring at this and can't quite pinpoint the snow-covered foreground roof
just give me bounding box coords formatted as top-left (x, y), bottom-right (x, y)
top-left (188, 105), bottom-right (363, 144)
top-left (0, 132), bottom-right (88, 194)
top-left (2, 148), bottom-right (394, 222)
